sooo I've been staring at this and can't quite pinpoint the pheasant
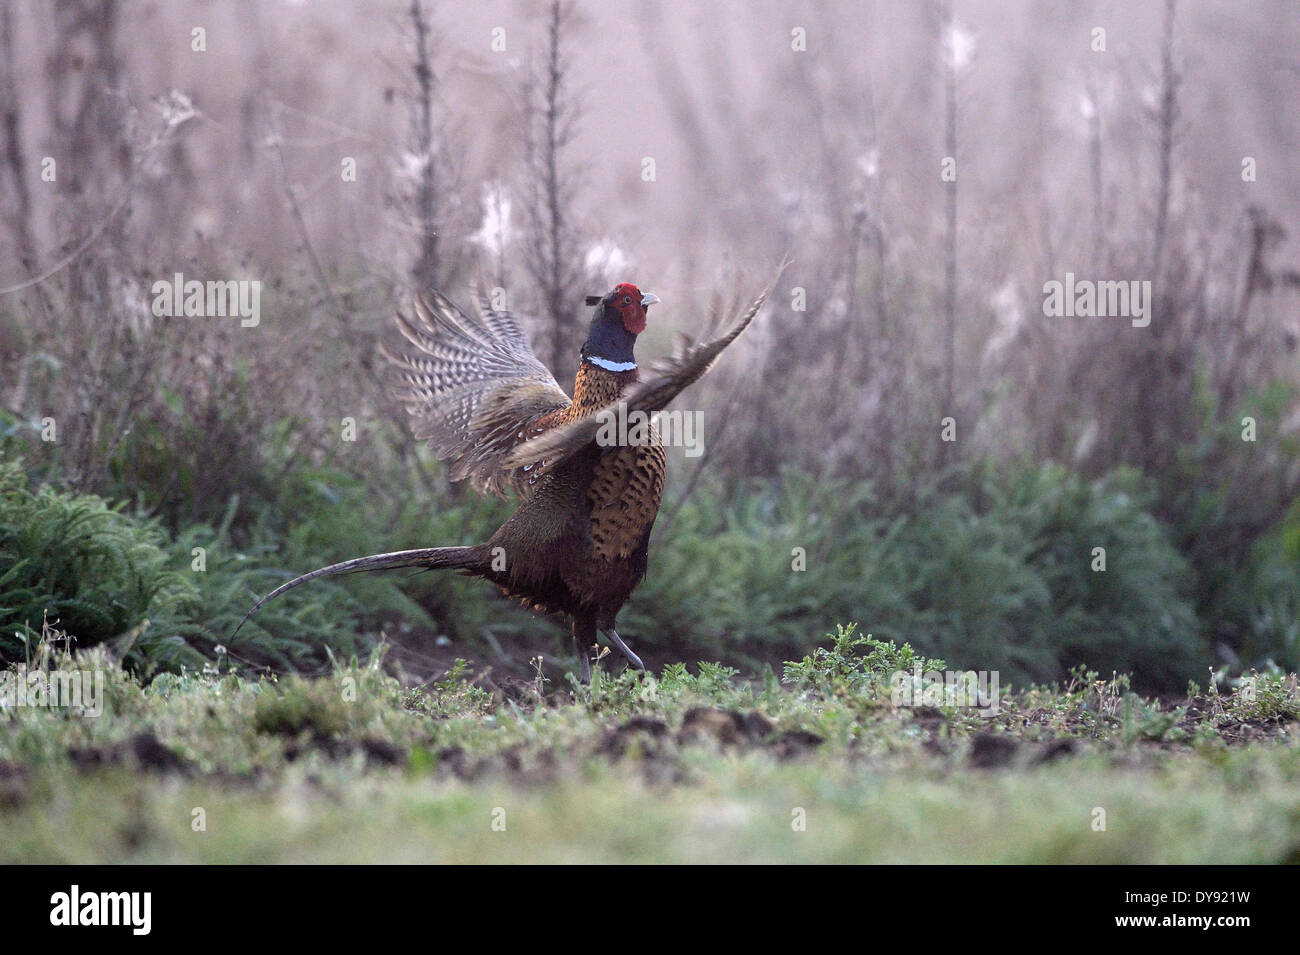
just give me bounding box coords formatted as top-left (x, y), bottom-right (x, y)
top-left (234, 277), bottom-right (774, 682)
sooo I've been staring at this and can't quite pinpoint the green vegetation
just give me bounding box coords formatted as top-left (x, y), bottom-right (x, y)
top-left (4, 432), bottom-right (1297, 693)
top-left (6, 336), bottom-right (1293, 864)
top-left (1, 634), bottom-right (1295, 863)
top-left (631, 464), bottom-right (1201, 690)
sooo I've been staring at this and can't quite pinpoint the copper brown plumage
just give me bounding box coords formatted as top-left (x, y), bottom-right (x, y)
top-left (234, 275), bottom-right (775, 682)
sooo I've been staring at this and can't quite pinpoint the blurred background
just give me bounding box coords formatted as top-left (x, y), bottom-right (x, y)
top-left (1, 0), bottom-right (1298, 692)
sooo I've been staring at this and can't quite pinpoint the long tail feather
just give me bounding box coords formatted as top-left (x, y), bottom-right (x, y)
top-left (231, 546), bottom-right (483, 639)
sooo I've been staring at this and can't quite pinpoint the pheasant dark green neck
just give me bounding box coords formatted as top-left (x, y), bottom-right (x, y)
top-left (580, 306), bottom-right (637, 370)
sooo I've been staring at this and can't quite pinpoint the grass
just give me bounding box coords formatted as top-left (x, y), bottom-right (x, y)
top-left (1, 628), bottom-right (1297, 864)
top-left (2, 450), bottom-right (1227, 693)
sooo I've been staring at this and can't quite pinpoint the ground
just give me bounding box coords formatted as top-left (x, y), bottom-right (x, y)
top-left (1, 626), bottom-right (1297, 864)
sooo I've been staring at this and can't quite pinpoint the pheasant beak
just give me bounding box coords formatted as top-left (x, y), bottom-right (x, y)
top-left (640, 292), bottom-right (660, 308)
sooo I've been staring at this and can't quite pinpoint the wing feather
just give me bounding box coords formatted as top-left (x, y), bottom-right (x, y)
top-left (385, 290), bottom-right (572, 499)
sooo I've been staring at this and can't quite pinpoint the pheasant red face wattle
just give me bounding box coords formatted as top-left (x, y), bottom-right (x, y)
top-left (608, 282), bottom-right (658, 334)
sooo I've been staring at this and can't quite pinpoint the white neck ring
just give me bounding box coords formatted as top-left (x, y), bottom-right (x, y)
top-left (586, 356), bottom-right (637, 372)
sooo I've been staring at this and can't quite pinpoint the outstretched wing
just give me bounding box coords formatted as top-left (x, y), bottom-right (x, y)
top-left (502, 278), bottom-right (775, 473)
top-left (384, 288), bottom-right (572, 499)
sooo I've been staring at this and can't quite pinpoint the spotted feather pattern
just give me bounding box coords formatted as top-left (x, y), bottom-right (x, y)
top-left (587, 438), bottom-right (667, 563)
top-left (382, 290), bottom-right (572, 499)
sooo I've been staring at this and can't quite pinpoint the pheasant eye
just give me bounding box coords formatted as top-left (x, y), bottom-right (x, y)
top-left (622, 296), bottom-right (632, 305)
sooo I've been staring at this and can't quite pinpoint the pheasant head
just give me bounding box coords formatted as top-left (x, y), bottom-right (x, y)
top-left (581, 283), bottom-right (659, 370)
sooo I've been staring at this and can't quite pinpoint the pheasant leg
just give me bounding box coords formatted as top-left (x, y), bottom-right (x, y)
top-left (603, 628), bottom-right (645, 671)
top-left (572, 617), bottom-right (595, 685)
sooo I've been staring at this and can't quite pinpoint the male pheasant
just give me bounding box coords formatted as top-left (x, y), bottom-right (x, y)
top-left (234, 278), bottom-right (773, 682)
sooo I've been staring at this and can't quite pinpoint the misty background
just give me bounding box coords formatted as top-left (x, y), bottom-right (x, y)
top-left (1, 0), bottom-right (1298, 692)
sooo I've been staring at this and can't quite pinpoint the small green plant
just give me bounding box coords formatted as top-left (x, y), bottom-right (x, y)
top-left (402, 658), bottom-right (493, 718)
top-left (253, 677), bottom-right (352, 737)
top-left (1225, 671), bottom-right (1299, 723)
top-left (782, 623), bottom-right (946, 698)
top-left (1120, 693), bottom-right (1185, 745)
